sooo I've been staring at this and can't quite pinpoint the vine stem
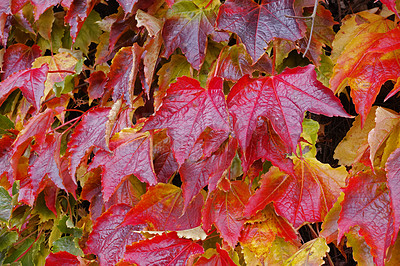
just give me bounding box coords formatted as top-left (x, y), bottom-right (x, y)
top-left (13, 227), bottom-right (43, 263)
top-left (48, 70), bottom-right (76, 74)
top-left (285, 0), bottom-right (318, 57)
top-left (53, 116), bottom-right (81, 133)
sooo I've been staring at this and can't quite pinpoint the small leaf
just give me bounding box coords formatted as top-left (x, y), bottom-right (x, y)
top-left (52, 236), bottom-right (83, 256)
top-left (0, 187), bottom-right (12, 221)
top-left (45, 251), bottom-right (80, 266)
top-left (124, 232), bottom-right (204, 266)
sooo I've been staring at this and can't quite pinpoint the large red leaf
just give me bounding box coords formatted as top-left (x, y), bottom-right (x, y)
top-left (216, 0), bottom-right (302, 63)
top-left (107, 45), bottom-right (144, 106)
top-left (85, 204), bottom-right (145, 266)
top-left (162, 1), bottom-right (229, 70)
top-left (0, 64), bottom-right (49, 111)
top-left (244, 158), bottom-right (347, 228)
top-left (202, 179), bottom-right (251, 248)
top-left (330, 27), bottom-right (400, 125)
top-left (121, 183), bottom-right (203, 231)
top-left (1, 44), bottom-right (41, 80)
top-left (180, 137), bottom-right (237, 209)
top-left (338, 169), bottom-right (395, 266)
top-left (142, 76), bottom-right (230, 165)
top-left (89, 129), bottom-right (157, 201)
top-left (124, 232), bottom-right (204, 266)
top-left (28, 134), bottom-right (65, 193)
top-left (45, 251), bottom-right (79, 266)
top-left (227, 65), bottom-right (350, 172)
top-left (67, 106), bottom-right (110, 179)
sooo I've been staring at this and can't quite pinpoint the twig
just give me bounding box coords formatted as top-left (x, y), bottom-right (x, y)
top-left (286, 0), bottom-right (319, 57)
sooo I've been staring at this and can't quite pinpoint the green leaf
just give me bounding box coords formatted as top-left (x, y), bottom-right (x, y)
top-left (73, 11), bottom-right (102, 55)
top-left (52, 236), bottom-right (83, 256)
top-left (0, 231), bottom-right (18, 251)
top-left (4, 238), bottom-right (34, 264)
top-left (54, 74), bottom-right (77, 97)
top-left (0, 187), bottom-right (12, 222)
top-left (57, 216), bottom-right (82, 238)
top-left (0, 115), bottom-right (14, 135)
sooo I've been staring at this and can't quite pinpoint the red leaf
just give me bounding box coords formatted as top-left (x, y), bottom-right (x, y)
top-left (11, 109), bottom-right (54, 179)
top-left (64, 0), bottom-right (97, 41)
top-left (216, 0), bottom-right (302, 62)
top-left (67, 106), bottom-right (110, 179)
top-left (153, 130), bottom-right (179, 183)
top-left (116, 0), bottom-right (137, 15)
top-left (338, 169), bottom-right (395, 266)
top-left (89, 130), bottom-right (157, 201)
top-left (202, 179), bottom-right (251, 248)
top-left (31, 0), bottom-right (61, 21)
top-left (386, 148), bottom-right (400, 240)
top-left (122, 183), bottom-right (203, 231)
top-left (180, 137), bottom-right (237, 209)
top-left (162, 1), bottom-right (229, 70)
top-left (227, 65), bottom-right (350, 168)
top-left (143, 77), bottom-right (230, 165)
top-left (380, 0), bottom-right (399, 18)
top-left (124, 232), bottom-right (204, 266)
top-left (28, 134), bottom-right (65, 193)
top-left (1, 44), bottom-right (41, 80)
top-left (244, 159), bottom-right (347, 228)
top-left (85, 204), bottom-right (145, 266)
top-left (0, 135), bottom-right (14, 183)
top-left (195, 243), bottom-right (237, 266)
top-left (107, 45), bottom-right (144, 105)
top-left (45, 251), bottom-right (79, 266)
top-left (86, 70), bottom-right (107, 104)
top-left (0, 64), bottom-right (49, 111)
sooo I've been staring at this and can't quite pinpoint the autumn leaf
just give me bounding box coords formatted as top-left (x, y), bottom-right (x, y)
top-left (64, 0), bottom-right (97, 42)
top-left (67, 106), bottom-right (110, 179)
top-left (180, 137), bottom-right (237, 209)
top-left (142, 76), bottom-right (230, 165)
top-left (0, 134), bottom-right (14, 183)
top-left (202, 179), bottom-right (251, 248)
top-left (121, 183), bottom-right (203, 231)
top-left (85, 204), bottom-right (145, 266)
top-left (89, 129), bottom-right (157, 201)
top-left (0, 64), bottom-right (49, 111)
top-left (195, 243), bottom-right (237, 266)
top-left (162, 0), bottom-right (229, 70)
top-left (227, 65), bottom-right (350, 172)
top-left (386, 148), bottom-right (400, 241)
top-left (1, 44), bottom-right (41, 80)
top-left (216, 0), bottom-right (302, 63)
top-left (244, 158), bottom-right (347, 228)
top-left (86, 70), bottom-right (107, 104)
top-left (45, 251), bottom-right (79, 266)
top-left (338, 169), bottom-right (395, 266)
top-left (124, 232), bottom-right (204, 266)
top-left (285, 237), bottom-right (329, 266)
top-left (152, 130), bottom-right (179, 183)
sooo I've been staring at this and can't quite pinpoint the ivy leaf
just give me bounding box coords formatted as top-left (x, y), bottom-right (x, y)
top-left (180, 137), bottom-right (237, 209)
top-left (116, 0), bottom-right (137, 15)
top-left (28, 134), bottom-right (65, 195)
top-left (386, 148), bottom-right (400, 241)
top-left (143, 76), bottom-right (230, 165)
top-left (153, 130), bottom-right (179, 183)
top-left (216, 0), bottom-right (302, 63)
top-left (227, 65), bottom-right (350, 171)
top-left (0, 135), bottom-right (14, 183)
top-left (85, 204), bottom-right (145, 266)
top-left (67, 106), bottom-right (110, 179)
top-left (338, 169), bottom-right (395, 265)
top-left (285, 237), bottom-right (329, 265)
top-left (89, 129), bottom-right (157, 201)
top-left (107, 44), bottom-right (143, 105)
top-left (202, 179), bottom-right (251, 248)
top-left (330, 27), bottom-right (400, 125)
top-left (240, 205), bottom-right (299, 258)
top-left (195, 243), bottom-right (237, 266)
top-left (124, 232), bottom-right (204, 266)
top-left (45, 251), bottom-right (79, 266)
top-left (86, 70), bottom-right (107, 104)
top-left (121, 183), bottom-right (203, 231)
top-left (0, 64), bottom-right (49, 111)
top-left (162, 1), bottom-right (229, 70)
top-left (380, 0), bottom-right (400, 18)
top-left (244, 158), bottom-right (347, 228)
top-left (1, 44), bottom-right (41, 80)
top-left (0, 187), bottom-right (12, 222)
top-left (64, 0), bottom-right (97, 42)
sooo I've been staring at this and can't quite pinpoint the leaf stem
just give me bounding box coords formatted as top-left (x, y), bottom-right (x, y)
top-left (13, 227), bottom-right (43, 263)
top-left (48, 70), bottom-right (76, 74)
top-left (53, 116), bottom-right (81, 132)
